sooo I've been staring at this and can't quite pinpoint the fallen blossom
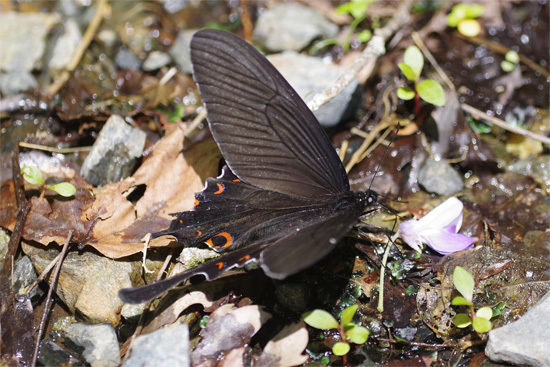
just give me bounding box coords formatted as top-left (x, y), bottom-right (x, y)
top-left (398, 197), bottom-right (474, 254)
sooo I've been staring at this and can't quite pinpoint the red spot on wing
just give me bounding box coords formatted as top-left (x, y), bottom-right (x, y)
top-left (213, 183), bottom-right (224, 194)
top-left (205, 232), bottom-right (233, 249)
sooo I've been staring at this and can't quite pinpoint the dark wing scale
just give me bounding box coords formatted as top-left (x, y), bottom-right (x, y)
top-left (118, 243), bottom-right (268, 304)
top-left (260, 206), bottom-right (364, 279)
top-left (152, 167), bottom-right (328, 252)
top-left (190, 29), bottom-right (349, 198)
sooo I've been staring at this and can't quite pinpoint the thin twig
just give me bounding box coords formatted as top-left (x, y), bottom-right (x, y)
top-left (46, 0), bottom-right (109, 96)
top-left (461, 104), bottom-right (550, 145)
top-left (411, 32), bottom-right (456, 93)
top-left (184, 109), bottom-right (207, 137)
top-left (18, 142), bottom-right (92, 154)
top-left (307, 0), bottom-right (413, 112)
top-left (31, 230), bottom-right (73, 367)
top-left (24, 252), bottom-right (62, 295)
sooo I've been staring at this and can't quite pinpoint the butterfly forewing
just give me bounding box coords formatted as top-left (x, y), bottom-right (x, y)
top-left (190, 29), bottom-right (349, 198)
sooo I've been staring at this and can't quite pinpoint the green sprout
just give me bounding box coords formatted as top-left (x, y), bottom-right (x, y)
top-left (21, 166), bottom-right (76, 198)
top-left (451, 266), bottom-right (494, 333)
top-left (303, 304), bottom-right (369, 358)
top-left (446, 4), bottom-right (485, 37)
top-left (501, 50), bottom-right (520, 73)
top-left (397, 45), bottom-right (445, 116)
top-left (310, 0), bottom-right (374, 54)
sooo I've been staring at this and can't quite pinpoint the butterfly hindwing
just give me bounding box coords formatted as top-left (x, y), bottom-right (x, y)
top-left (190, 29), bottom-right (350, 197)
top-left (118, 242), bottom-right (268, 304)
top-left (153, 166), bottom-right (336, 252)
top-left (260, 205), bottom-right (364, 279)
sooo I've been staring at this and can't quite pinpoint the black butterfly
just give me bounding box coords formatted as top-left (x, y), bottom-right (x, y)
top-left (119, 29), bottom-right (379, 304)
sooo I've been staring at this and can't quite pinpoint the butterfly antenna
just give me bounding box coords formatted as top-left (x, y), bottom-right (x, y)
top-left (367, 122), bottom-right (401, 192)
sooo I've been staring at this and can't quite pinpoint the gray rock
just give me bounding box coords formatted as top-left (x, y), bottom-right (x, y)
top-left (418, 159), bottom-right (464, 195)
top-left (0, 12), bottom-right (60, 72)
top-left (143, 51), bottom-right (171, 71)
top-left (123, 323), bottom-right (190, 367)
top-left (115, 48), bottom-right (142, 70)
top-left (0, 71), bottom-right (38, 96)
top-left (21, 241), bottom-right (137, 325)
top-left (48, 18), bottom-right (82, 71)
top-left (508, 155), bottom-right (550, 195)
top-left (13, 255), bottom-right (38, 298)
top-left (268, 52), bottom-right (361, 127)
top-left (253, 3), bottom-right (338, 52)
top-left (485, 291), bottom-right (550, 367)
top-left (81, 114), bottom-right (146, 187)
top-left (169, 30), bottom-right (196, 74)
top-left (65, 323), bottom-right (121, 367)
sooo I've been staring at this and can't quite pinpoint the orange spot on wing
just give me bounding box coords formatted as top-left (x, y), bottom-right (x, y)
top-left (196, 230), bottom-right (202, 238)
top-left (232, 178), bottom-right (241, 182)
top-left (216, 262), bottom-right (224, 270)
top-left (239, 255), bottom-right (250, 262)
top-left (213, 183), bottom-right (224, 194)
top-left (179, 219), bottom-right (183, 224)
top-left (205, 232), bottom-right (233, 249)
top-left (194, 198), bottom-right (199, 206)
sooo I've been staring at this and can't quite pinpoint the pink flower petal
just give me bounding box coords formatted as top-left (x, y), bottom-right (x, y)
top-left (421, 228), bottom-right (474, 254)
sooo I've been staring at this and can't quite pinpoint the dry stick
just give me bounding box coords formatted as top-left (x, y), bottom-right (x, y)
top-left (411, 32), bottom-right (456, 93)
top-left (31, 230), bottom-right (73, 367)
top-left (18, 141), bottom-right (92, 154)
top-left (307, 0), bottom-right (413, 112)
top-left (46, 0), bottom-right (109, 96)
top-left (461, 104), bottom-right (550, 145)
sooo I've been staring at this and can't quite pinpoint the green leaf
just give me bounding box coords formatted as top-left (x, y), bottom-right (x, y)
top-left (21, 166), bottom-right (45, 186)
top-left (332, 342), bottom-right (350, 356)
top-left (451, 296), bottom-right (473, 306)
top-left (357, 29), bottom-right (372, 43)
top-left (472, 316), bottom-right (492, 333)
top-left (453, 267), bottom-right (474, 301)
top-left (452, 266), bottom-right (475, 302)
top-left (417, 79), bottom-right (445, 106)
top-left (492, 302), bottom-right (506, 317)
top-left (340, 304), bottom-right (358, 327)
top-left (505, 50), bottom-right (519, 63)
top-left (458, 19), bottom-right (481, 37)
top-left (398, 63), bottom-right (418, 82)
top-left (346, 325), bottom-right (369, 344)
top-left (446, 13), bottom-right (462, 27)
top-left (302, 310), bottom-right (339, 330)
top-left (46, 182), bottom-right (76, 197)
top-left (396, 87), bottom-right (415, 101)
top-left (464, 4), bottom-right (485, 19)
top-left (169, 104), bottom-right (184, 123)
top-left (452, 313), bottom-right (472, 328)
top-left (403, 46), bottom-right (423, 79)
top-left (476, 307), bottom-right (493, 320)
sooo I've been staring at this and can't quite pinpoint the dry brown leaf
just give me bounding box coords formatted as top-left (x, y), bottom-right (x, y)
top-left (0, 122), bottom-right (220, 258)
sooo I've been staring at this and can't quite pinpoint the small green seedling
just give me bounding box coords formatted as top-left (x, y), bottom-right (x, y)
top-left (451, 266), bottom-right (493, 333)
top-left (500, 50), bottom-right (520, 73)
top-left (21, 166), bottom-right (76, 198)
top-left (303, 304), bottom-right (369, 357)
top-left (311, 0), bottom-right (374, 53)
top-left (446, 4), bottom-right (485, 37)
top-left (397, 45), bottom-right (445, 116)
